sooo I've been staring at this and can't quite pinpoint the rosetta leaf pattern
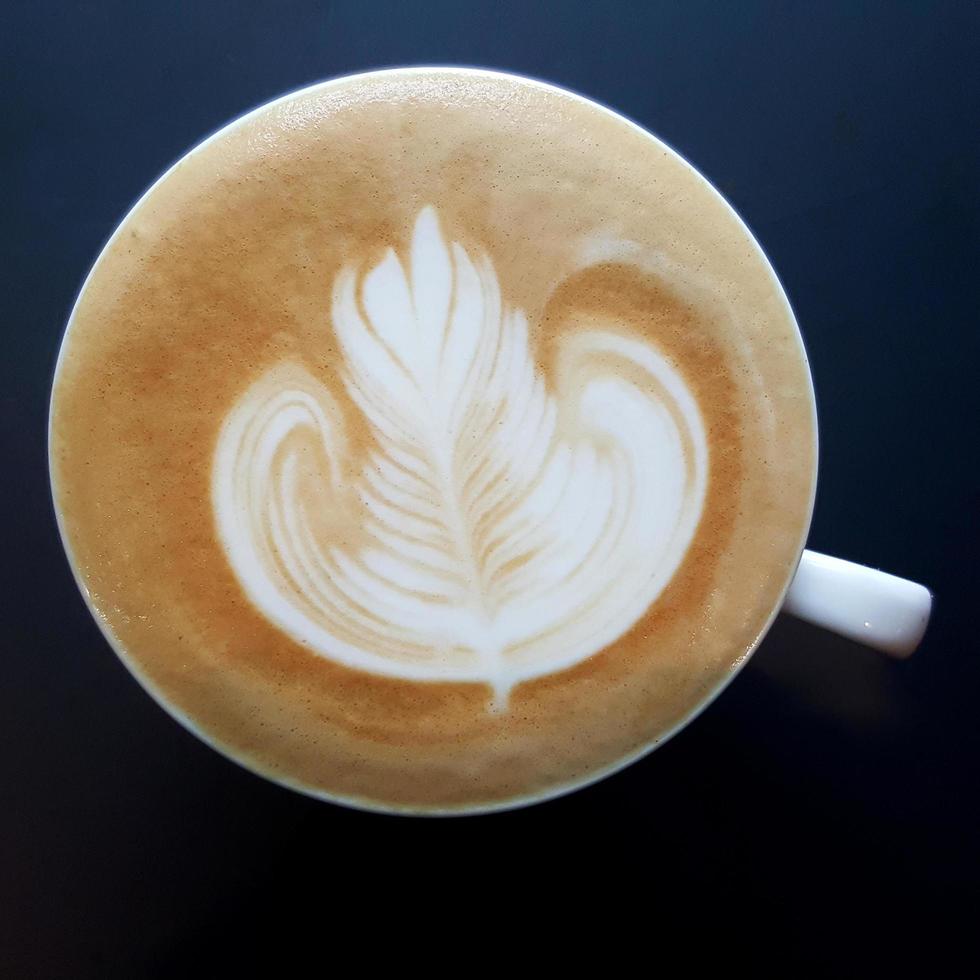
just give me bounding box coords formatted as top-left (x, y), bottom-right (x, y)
top-left (213, 207), bottom-right (708, 709)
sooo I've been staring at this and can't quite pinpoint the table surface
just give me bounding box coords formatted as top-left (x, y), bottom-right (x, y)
top-left (3, 2), bottom-right (978, 973)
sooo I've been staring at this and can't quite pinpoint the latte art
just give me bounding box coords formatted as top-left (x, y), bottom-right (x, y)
top-left (51, 69), bottom-right (816, 811)
top-left (213, 208), bottom-right (708, 708)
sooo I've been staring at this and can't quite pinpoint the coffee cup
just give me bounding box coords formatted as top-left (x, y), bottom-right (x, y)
top-left (49, 68), bottom-right (931, 814)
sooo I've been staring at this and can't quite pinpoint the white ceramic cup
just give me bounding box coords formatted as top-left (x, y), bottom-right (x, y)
top-left (50, 68), bottom-right (932, 812)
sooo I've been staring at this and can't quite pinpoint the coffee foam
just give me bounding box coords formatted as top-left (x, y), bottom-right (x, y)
top-left (213, 206), bottom-right (708, 710)
top-left (50, 69), bottom-right (816, 811)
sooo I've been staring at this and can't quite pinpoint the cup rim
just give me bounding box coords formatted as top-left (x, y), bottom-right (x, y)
top-left (47, 64), bottom-right (820, 817)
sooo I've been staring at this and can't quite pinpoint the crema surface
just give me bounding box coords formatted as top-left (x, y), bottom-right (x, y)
top-left (50, 69), bottom-right (816, 812)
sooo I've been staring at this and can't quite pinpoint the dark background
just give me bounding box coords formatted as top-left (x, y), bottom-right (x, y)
top-left (3, 1), bottom-right (977, 974)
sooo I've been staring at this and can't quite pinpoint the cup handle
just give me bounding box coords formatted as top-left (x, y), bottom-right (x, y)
top-left (782, 550), bottom-right (932, 658)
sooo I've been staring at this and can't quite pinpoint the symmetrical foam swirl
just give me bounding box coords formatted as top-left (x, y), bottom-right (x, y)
top-left (213, 208), bottom-right (708, 709)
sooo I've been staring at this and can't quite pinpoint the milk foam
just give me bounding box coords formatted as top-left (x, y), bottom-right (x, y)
top-left (213, 207), bottom-right (708, 709)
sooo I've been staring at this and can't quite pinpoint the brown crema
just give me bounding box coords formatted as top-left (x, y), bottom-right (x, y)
top-left (50, 69), bottom-right (816, 812)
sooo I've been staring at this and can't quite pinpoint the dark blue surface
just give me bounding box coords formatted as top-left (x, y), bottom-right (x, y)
top-left (2, 2), bottom-right (978, 974)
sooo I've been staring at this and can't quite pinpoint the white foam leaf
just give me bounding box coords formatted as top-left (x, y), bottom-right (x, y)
top-left (213, 207), bottom-right (708, 709)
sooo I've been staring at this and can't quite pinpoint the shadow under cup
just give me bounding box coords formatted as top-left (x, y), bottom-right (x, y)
top-left (48, 68), bottom-right (817, 814)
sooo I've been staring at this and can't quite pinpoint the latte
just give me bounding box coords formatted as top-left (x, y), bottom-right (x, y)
top-left (50, 69), bottom-right (816, 812)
